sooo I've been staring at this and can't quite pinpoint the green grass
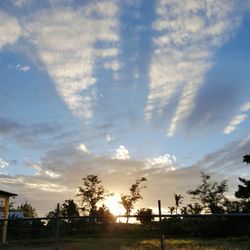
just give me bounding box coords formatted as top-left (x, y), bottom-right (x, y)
top-left (3, 236), bottom-right (250, 250)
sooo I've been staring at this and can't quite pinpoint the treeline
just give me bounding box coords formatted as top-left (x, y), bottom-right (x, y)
top-left (161, 154), bottom-right (250, 238)
top-left (7, 154), bottom-right (250, 239)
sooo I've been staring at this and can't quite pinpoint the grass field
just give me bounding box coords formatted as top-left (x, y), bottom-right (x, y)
top-left (3, 236), bottom-right (250, 250)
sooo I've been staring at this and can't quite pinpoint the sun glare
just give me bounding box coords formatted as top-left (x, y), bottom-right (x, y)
top-left (105, 194), bottom-right (125, 216)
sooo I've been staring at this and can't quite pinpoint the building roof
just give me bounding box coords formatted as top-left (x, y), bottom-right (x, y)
top-left (0, 190), bottom-right (17, 197)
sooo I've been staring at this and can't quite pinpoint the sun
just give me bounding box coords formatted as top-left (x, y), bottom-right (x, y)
top-left (105, 194), bottom-right (125, 216)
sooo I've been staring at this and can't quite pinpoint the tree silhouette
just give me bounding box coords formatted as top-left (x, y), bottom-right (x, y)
top-left (17, 202), bottom-right (37, 218)
top-left (46, 204), bottom-right (62, 218)
top-left (62, 199), bottom-right (79, 217)
top-left (235, 154), bottom-right (250, 212)
top-left (174, 193), bottom-right (184, 214)
top-left (168, 206), bottom-right (175, 215)
top-left (92, 205), bottom-right (115, 224)
top-left (187, 172), bottom-right (228, 213)
top-left (120, 177), bottom-right (147, 223)
top-left (243, 154), bottom-right (250, 164)
top-left (77, 175), bottom-right (112, 215)
top-left (136, 208), bottom-right (153, 224)
top-left (187, 203), bottom-right (203, 214)
top-left (235, 178), bottom-right (250, 202)
top-left (223, 199), bottom-right (240, 213)
top-left (181, 206), bottom-right (188, 215)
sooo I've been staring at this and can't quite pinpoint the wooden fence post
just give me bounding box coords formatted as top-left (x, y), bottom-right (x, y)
top-left (1, 197), bottom-right (9, 244)
top-left (158, 200), bottom-right (164, 250)
top-left (55, 203), bottom-right (60, 250)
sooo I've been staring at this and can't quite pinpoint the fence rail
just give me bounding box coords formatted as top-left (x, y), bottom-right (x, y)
top-left (1, 210), bottom-right (250, 250)
top-left (2, 212), bottom-right (250, 222)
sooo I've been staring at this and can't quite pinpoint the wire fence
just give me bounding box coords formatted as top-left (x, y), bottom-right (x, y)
top-left (1, 208), bottom-right (250, 249)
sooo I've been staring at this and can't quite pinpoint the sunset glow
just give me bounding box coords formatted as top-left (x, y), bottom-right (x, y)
top-left (105, 194), bottom-right (125, 216)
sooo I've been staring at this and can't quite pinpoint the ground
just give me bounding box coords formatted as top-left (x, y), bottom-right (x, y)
top-left (2, 236), bottom-right (250, 250)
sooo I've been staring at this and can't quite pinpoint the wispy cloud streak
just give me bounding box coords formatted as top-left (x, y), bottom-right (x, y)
top-left (0, 10), bottom-right (21, 49)
top-left (24, 0), bottom-right (120, 118)
top-left (146, 0), bottom-right (247, 136)
top-left (224, 102), bottom-right (250, 134)
top-left (224, 114), bottom-right (247, 134)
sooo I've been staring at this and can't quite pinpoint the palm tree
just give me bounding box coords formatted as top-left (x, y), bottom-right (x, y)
top-left (168, 206), bottom-right (175, 215)
top-left (181, 206), bottom-right (188, 215)
top-left (174, 193), bottom-right (184, 214)
top-left (187, 203), bottom-right (203, 214)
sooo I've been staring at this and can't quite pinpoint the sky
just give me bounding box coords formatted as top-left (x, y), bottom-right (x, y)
top-left (0, 0), bottom-right (250, 216)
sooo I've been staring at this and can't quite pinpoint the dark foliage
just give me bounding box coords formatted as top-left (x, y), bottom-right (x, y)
top-left (235, 178), bottom-right (250, 201)
top-left (187, 172), bottom-right (228, 213)
top-left (91, 205), bottom-right (116, 224)
top-left (62, 199), bottom-right (79, 217)
top-left (243, 154), bottom-right (250, 164)
top-left (136, 208), bottom-right (153, 224)
top-left (120, 177), bottom-right (147, 223)
top-left (16, 202), bottom-right (37, 218)
top-left (163, 217), bottom-right (250, 238)
top-left (234, 154), bottom-right (250, 212)
top-left (77, 175), bottom-right (112, 215)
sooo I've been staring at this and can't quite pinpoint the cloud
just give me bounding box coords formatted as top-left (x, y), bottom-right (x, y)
top-left (106, 134), bottom-right (112, 142)
top-left (224, 114), bottom-right (247, 134)
top-left (0, 10), bottom-right (21, 49)
top-left (145, 0), bottom-right (247, 137)
top-left (0, 117), bottom-right (62, 148)
top-left (106, 134), bottom-right (115, 142)
top-left (26, 161), bottom-right (61, 178)
top-left (77, 144), bottom-right (90, 154)
top-left (24, 0), bottom-right (120, 119)
top-left (1, 133), bottom-right (249, 217)
top-left (240, 102), bottom-right (250, 112)
top-left (0, 118), bottom-right (22, 134)
top-left (106, 134), bottom-right (111, 142)
top-left (25, 182), bottom-right (68, 192)
top-left (192, 132), bottom-right (250, 176)
top-left (115, 145), bottom-right (130, 160)
top-left (16, 64), bottom-right (31, 72)
top-left (0, 145), bottom-right (201, 216)
top-left (224, 101), bottom-right (250, 134)
top-left (146, 154), bottom-right (176, 171)
top-left (11, 0), bottom-right (32, 7)
top-left (104, 60), bottom-right (122, 71)
top-left (4, 134), bottom-right (249, 216)
top-left (239, 133), bottom-right (250, 148)
top-left (0, 158), bottom-right (9, 168)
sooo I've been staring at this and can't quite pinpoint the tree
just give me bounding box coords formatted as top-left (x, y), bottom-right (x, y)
top-left (120, 177), bottom-right (147, 223)
top-left (77, 175), bottom-right (111, 215)
top-left (62, 199), bottom-right (79, 217)
top-left (17, 202), bottom-right (37, 217)
top-left (223, 199), bottom-right (241, 213)
top-left (46, 204), bottom-right (62, 218)
top-left (46, 200), bottom-right (79, 219)
top-left (181, 206), bottom-right (188, 215)
top-left (174, 193), bottom-right (184, 214)
top-left (234, 154), bottom-right (250, 212)
top-left (92, 205), bottom-right (115, 224)
top-left (9, 202), bottom-right (15, 211)
top-left (187, 172), bottom-right (228, 214)
top-left (235, 178), bottom-right (250, 201)
top-left (243, 154), bottom-right (250, 164)
top-left (187, 203), bottom-right (203, 214)
top-left (168, 206), bottom-right (175, 215)
top-left (136, 208), bottom-right (153, 224)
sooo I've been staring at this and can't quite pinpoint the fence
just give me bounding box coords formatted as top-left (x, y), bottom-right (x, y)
top-left (1, 202), bottom-right (250, 250)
